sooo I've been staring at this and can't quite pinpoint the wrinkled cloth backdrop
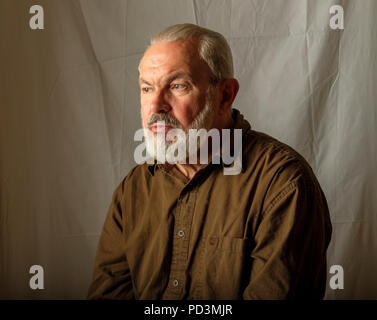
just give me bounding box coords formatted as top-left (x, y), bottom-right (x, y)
top-left (1, 0), bottom-right (376, 299)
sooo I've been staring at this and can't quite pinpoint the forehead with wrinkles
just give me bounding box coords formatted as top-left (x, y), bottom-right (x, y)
top-left (139, 39), bottom-right (211, 87)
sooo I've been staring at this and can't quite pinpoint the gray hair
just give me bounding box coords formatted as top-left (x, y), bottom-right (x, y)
top-left (146, 23), bottom-right (234, 85)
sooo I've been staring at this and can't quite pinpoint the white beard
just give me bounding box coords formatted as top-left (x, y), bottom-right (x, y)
top-left (142, 90), bottom-right (215, 164)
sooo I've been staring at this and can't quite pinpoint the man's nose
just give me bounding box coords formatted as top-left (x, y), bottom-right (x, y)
top-left (149, 89), bottom-right (171, 114)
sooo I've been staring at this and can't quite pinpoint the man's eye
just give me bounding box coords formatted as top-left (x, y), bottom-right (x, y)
top-left (171, 84), bottom-right (186, 90)
top-left (142, 87), bottom-right (152, 93)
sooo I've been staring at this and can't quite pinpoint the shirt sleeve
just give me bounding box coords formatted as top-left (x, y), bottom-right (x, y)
top-left (87, 178), bottom-right (135, 300)
top-left (242, 167), bottom-right (332, 300)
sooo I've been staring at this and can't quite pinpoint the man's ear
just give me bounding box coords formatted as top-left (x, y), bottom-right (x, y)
top-left (218, 78), bottom-right (239, 115)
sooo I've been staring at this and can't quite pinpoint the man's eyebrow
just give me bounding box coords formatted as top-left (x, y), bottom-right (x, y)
top-left (139, 78), bottom-right (152, 86)
top-left (139, 72), bottom-right (193, 87)
top-left (163, 72), bottom-right (192, 85)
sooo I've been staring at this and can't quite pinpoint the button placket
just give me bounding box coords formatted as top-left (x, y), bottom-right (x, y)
top-left (163, 188), bottom-right (197, 299)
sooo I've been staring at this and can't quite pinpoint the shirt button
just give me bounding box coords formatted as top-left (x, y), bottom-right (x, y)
top-left (173, 279), bottom-right (179, 287)
top-left (178, 230), bottom-right (185, 238)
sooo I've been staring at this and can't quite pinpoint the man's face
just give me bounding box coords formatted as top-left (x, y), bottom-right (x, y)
top-left (139, 39), bottom-right (215, 134)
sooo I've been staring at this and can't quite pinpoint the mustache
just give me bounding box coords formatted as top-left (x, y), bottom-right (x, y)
top-left (147, 113), bottom-right (181, 128)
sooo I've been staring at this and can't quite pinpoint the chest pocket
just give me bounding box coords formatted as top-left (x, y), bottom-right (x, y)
top-left (199, 236), bottom-right (253, 299)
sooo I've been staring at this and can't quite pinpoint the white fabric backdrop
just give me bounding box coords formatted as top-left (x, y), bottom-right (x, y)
top-left (1, 0), bottom-right (376, 299)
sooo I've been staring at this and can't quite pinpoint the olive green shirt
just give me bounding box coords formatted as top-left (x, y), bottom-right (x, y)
top-left (87, 109), bottom-right (332, 300)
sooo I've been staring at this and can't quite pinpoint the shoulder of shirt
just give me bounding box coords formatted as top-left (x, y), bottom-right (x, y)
top-left (242, 130), bottom-right (324, 216)
top-left (242, 129), bottom-right (317, 185)
top-left (116, 163), bottom-right (154, 193)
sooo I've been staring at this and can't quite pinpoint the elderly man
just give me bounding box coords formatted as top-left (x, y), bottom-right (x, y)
top-left (87, 24), bottom-right (332, 300)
